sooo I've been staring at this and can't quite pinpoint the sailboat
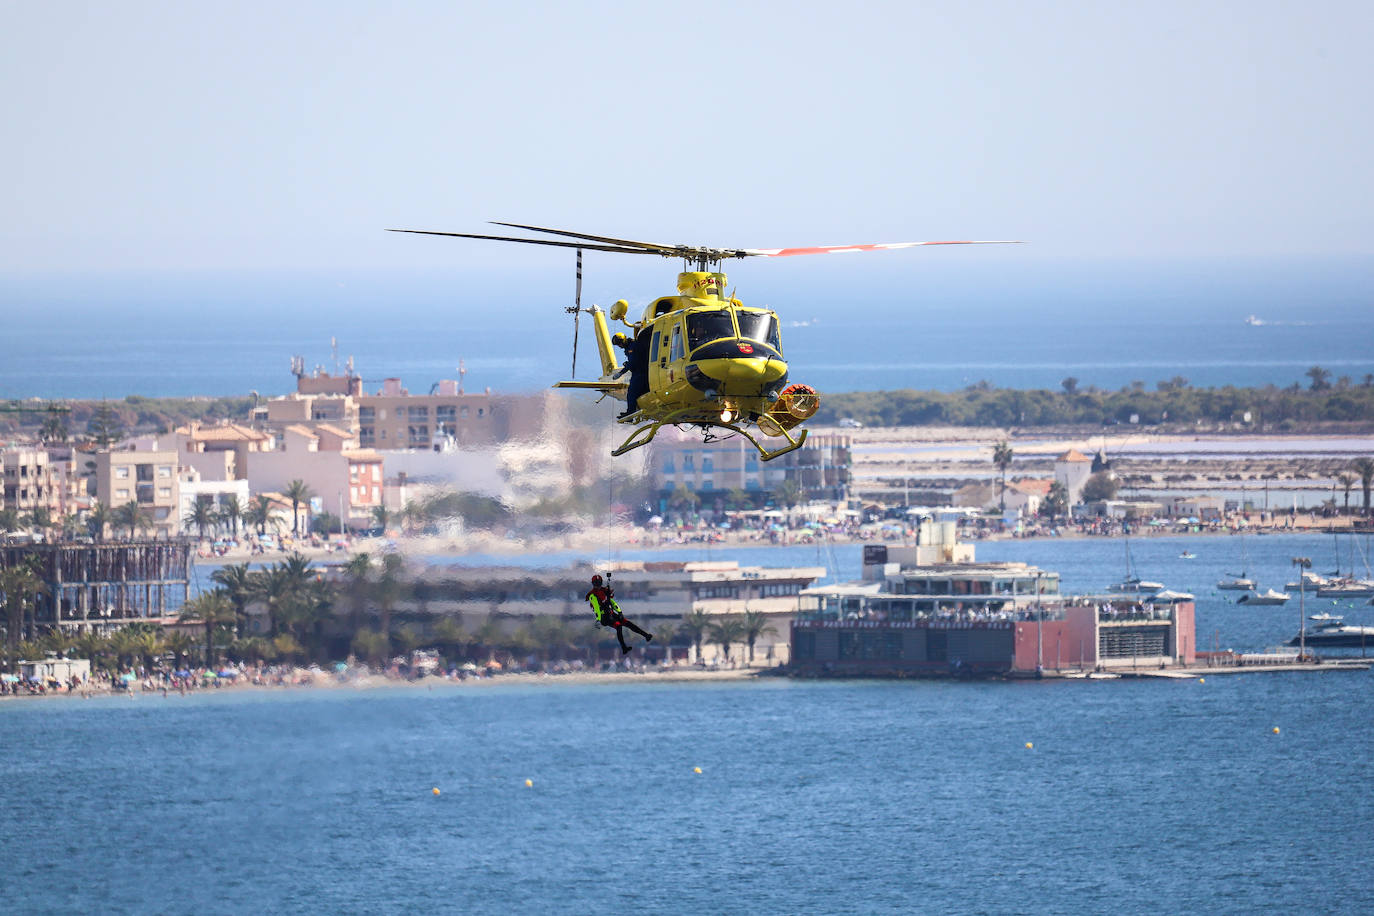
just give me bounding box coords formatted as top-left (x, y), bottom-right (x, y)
top-left (1106, 535), bottom-right (1164, 594)
top-left (1316, 533), bottom-right (1374, 597)
top-left (1217, 527), bottom-right (1255, 591)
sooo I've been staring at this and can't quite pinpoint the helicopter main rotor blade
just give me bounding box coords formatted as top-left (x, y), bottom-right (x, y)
top-left (739, 240), bottom-right (1024, 257)
top-left (387, 229), bottom-right (661, 256)
top-left (489, 222), bottom-right (679, 255)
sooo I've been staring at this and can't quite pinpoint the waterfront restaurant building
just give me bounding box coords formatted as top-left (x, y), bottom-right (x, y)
top-left (790, 521), bottom-right (1196, 677)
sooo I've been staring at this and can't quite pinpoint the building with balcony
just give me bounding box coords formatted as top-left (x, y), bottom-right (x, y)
top-left (91, 447), bottom-right (181, 536)
top-left (648, 430), bottom-right (851, 511)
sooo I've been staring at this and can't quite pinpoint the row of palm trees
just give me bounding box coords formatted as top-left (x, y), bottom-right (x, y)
top-left (4, 549), bottom-right (785, 673)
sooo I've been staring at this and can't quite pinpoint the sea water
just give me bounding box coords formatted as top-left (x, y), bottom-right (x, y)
top-left (3, 673), bottom-right (1372, 914)
top-left (3, 258), bottom-right (1373, 399)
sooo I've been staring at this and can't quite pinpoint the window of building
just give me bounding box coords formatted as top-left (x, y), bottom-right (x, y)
top-left (115, 466), bottom-right (130, 479)
top-left (408, 425), bottom-right (429, 445)
top-left (136, 464), bottom-right (154, 482)
top-left (662, 458), bottom-right (675, 473)
top-left (158, 487), bottom-right (171, 498)
top-left (158, 466), bottom-right (171, 478)
top-left (136, 483), bottom-right (154, 504)
top-left (408, 406), bottom-right (429, 420)
top-left (695, 584), bottom-right (738, 599)
top-left (360, 426), bottom-right (375, 445)
top-left (682, 454), bottom-right (695, 471)
top-left (436, 405), bottom-right (457, 423)
top-left (116, 488), bottom-right (129, 499)
top-left (359, 407), bottom-right (375, 421)
top-left (701, 479), bottom-right (713, 491)
top-left (460, 406), bottom-right (469, 418)
top-left (759, 583), bottom-right (800, 597)
top-left (477, 408), bottom-right (484, 418)
top-left (702, 457), bottom-right (713, 473)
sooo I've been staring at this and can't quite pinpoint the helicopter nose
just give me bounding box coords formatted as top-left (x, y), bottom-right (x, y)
top-left (714, 357), bottom-right (788, 384)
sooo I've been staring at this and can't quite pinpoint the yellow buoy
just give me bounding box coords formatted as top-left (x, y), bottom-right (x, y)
top-left (1199, 678), bottom-right (1205, 683)
top-left (1272, 727), bottom-right (1280, 735)
top-left (693, 766), bottom-right (702, 774)
top-left (432, 787), bottom-right (440, 796)
top-left (1025, 742), bottom-right (1033, 750)
top-left (524, 779), bottom-right (533, 787)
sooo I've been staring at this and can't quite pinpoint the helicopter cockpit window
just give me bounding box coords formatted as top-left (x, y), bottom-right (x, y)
top-left (736, 312), bottom-right (780, 350)
top-left (686, 312), bottom-right (737, 352)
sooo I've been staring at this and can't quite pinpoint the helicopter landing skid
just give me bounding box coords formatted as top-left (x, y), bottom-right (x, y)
top-left (611, 411), bottom-right (809, 462)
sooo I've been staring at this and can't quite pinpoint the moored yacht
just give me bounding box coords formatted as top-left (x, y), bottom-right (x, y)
top-left (1237, 588), bottom-right (1290, 606)
top-left (1288, 614), bottom-right (1374, 648)
top-left (1315, 578), bottom-right (1374, 599)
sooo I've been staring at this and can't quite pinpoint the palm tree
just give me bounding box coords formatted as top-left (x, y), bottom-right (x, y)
top-left (24, 507), bottom-right (53, 538)
top-left (217, 496), bottom-right (243, 540)
top-left (992, 440), bottom-right (1014, 512)
top-left (179, 590), bottom-right (237, 666)
top-left (375, 553), bottom-right (406, 650)
top-left (1353, 457), bottom-right (1374, 517)
top-left (111, 501), bottom-right (149, 539)
top-left (741, 610), bottom-right (778, 665)
top-left (2, 559), bottom-right (48, 653)
top-left (342, 552), bottom-right (374, 633)
top-left (84, 501), bottom-right (110, 542)
top-left (681, 609), bottom-right (711, 664)
top-left (183, 500), bottom-right (217, 541)
top-left (244, 494), bottom-right (273, 536)
top-left (1043, 480), bottom-right (1069, 520)
top-left (1337, 472), bottom-right (1357, 515)
top-left (708, 615), bottom-right (748, 664)
top-left (371, 505), bottom-right (390, 532)
top-left (39, 408), bottom-right (69, 444)
top-left (283, 479), bottom-right (313, 538)
top-left (210, 562), bottom-right (255, 632)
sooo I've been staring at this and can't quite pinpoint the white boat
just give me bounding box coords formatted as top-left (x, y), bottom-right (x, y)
top-left (1288, 613), bottom-right (1374, 648)
top-left (1236, 588), bottom-right (1290, 606)
top-left (1284, 571), bottom-right (1330, 591)
top-left (1315, 578), bottom-right (1374, 598)
top-left (1217, 529), bottom-right (1254, 590)
top-left (1106, 536), bottom-right (1164, 594)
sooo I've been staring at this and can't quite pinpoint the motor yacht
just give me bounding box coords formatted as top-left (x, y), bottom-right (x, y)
top-left (1236, 588), bottom-right (1289, 606)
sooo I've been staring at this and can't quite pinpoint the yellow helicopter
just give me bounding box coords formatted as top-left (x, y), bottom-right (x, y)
top-left (391, 222), bottom-right (1017, 461)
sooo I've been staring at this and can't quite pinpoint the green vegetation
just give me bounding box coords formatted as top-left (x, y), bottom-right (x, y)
top-left (2, 550), bottom-right (772, 674)
top-left (814, 371), bottom-right (1374, 428)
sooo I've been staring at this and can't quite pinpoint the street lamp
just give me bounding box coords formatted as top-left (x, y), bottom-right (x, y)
top-left (1292, 556), bottom-right (1311, 660)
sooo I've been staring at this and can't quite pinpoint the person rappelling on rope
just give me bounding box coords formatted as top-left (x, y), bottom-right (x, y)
top-left (586, 573), bottom-right (653, 655)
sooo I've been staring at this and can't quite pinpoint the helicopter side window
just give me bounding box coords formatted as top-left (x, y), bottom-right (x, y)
top-left (686, 312), bottom-right (737, 352)
top-left (736, 312), bottom-right (780, 350)
top-left (669, 325), bottom-right (684, 362)
top-left (649, 330), bottom-right (660, 363)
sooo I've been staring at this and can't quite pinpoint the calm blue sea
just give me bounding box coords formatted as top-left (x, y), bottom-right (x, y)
top-left (7, 532), bottom-right (1374, 913)
top-left (2, 257), bottom-right (1372, 399)
top-left (3, 672), bottom-right (1372, 914)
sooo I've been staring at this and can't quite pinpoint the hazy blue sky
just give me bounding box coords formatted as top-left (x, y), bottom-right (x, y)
top-left (4, 0), bottom-right (1372, 279)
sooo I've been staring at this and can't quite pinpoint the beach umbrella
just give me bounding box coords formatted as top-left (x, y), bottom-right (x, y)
top-left (120, 672), bottom-right (136, 682)
top-left (217, 670), bottom-right (237, 678)
top-left (1, 674), bottom-right (18, 683)
top-left (334, 662), bottom-right (349, 672)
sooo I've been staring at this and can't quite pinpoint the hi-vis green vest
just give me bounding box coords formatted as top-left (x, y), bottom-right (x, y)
top-left (588, 590), bottom-right (620, 623)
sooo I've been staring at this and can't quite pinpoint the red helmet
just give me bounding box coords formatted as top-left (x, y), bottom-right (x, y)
top-left (591, 574), bottom-right (603, 585)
